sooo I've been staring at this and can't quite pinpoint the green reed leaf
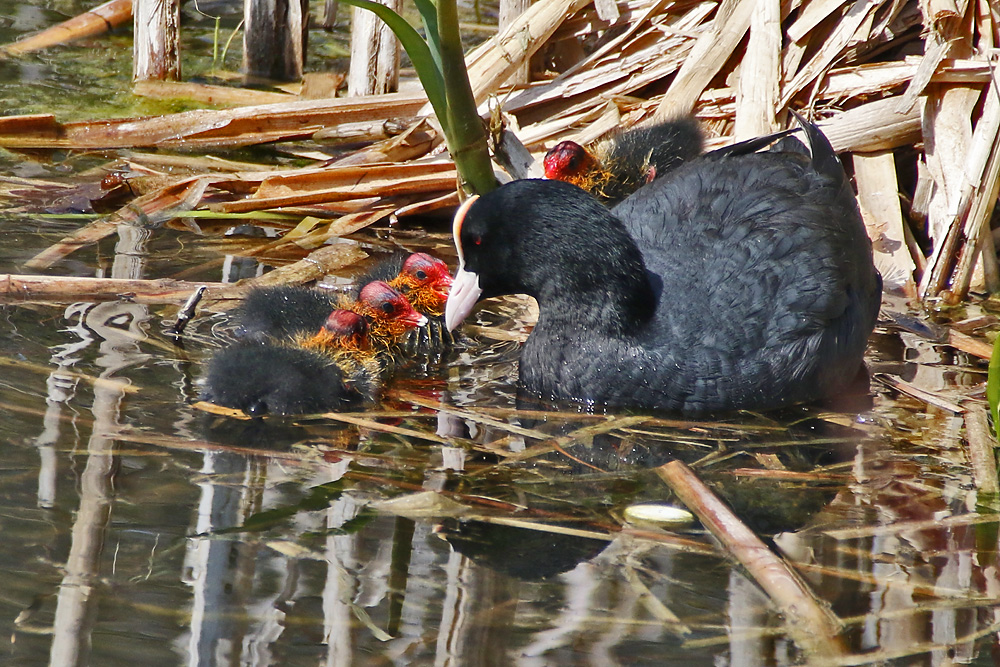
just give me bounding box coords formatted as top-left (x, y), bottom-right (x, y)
top-left (339, 0), bottom-right (448, 126)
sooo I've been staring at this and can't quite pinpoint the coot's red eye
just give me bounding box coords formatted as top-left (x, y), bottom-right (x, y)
top-left (473, 235), bottom-right (482, 246)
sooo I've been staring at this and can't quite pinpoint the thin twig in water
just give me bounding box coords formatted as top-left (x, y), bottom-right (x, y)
top-left (168, 285), bottom-right (207, 338)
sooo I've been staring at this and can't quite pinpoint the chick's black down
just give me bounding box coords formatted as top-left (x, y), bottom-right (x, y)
top-left (201, 343), bottom-right (365, 417)
top-left (234, 286), bottom-right (337, 342)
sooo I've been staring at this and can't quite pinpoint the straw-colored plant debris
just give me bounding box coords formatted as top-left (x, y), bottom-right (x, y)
top-left (0, 0), bottom-right (997, 307)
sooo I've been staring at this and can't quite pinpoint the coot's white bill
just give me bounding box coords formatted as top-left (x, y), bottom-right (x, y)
top-left (445, 267), bottom-right (481, 331)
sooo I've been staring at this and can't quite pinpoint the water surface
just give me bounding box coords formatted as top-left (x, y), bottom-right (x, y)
top-left (1, 2), bottom-right (999, 665)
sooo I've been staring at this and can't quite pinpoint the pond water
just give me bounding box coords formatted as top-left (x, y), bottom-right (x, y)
top-left (2, 2), bottom-right (1000, 666)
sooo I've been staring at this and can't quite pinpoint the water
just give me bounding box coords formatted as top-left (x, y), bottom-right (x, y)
top-left (2, 2), bottom-right (1000, 665)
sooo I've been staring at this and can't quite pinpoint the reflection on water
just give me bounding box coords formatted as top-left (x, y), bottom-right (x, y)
top-left (0, 199), bottom-right (996, 665)
top-left (3, 4), bottom-right (1000, 666)
top-left (3, 256), bottom-right (1000, 664)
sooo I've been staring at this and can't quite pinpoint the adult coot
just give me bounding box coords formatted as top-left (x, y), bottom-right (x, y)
top-left (543, 117), bottom-right (703, 205)
top-left (446, 118), bottom-right (882, 415)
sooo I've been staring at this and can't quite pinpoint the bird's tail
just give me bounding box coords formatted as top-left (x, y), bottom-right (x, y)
top-left (703, 127), bottom-right (798, 161)
top-left (788, 110), bottom-right (845, 184)
top-left (704, 112), bottom-right (846, 186)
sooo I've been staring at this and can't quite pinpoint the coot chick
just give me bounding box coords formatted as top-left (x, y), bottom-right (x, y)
top-left (543, 117), bottom-right (703, 205)
top-left (297, 308), bottom-right (374, 353)
top-left (393, 252), bottom-right (454, 317)
top-left (233, 278), bottom-right (426, 349)
top-left (447, 119), bottom-right (882, 415)
top-left (201, 343), bottom-right (373, 417)
top-left (233, 285), bottom-right (337, 342)
top-left (299, 307), bottom-right (388, 390)
top-left (352, 253), bottom-right (455, 354)
top-left (296, 307), bottom-right (402, 386)
top-left (203, 299), bottom-right (423, 418)
top-left (349, 280), bottom-right (428, 350)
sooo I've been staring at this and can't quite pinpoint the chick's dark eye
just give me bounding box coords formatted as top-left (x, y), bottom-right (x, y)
top-left (415, 270), bottom-right (427, 280)
top-left (567, 155), bottom-right (579, 169)
top-left (381, 302), bottom-right (395, 315)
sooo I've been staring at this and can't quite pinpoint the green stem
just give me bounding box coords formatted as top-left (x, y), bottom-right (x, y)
top-left (339, 0), bottom-right (497, 195)
top-left (989, 334), bottom-right (1000, 434)
top-left (413, 0), bottom-right (443, 74)
top-left (436, 0), bottom-right (497, 195)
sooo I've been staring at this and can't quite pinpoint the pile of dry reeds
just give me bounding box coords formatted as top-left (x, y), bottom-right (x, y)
top-left (494, 0), bottom-right (1000, 304)
top-left (1, 0), bottom-right (997, 307)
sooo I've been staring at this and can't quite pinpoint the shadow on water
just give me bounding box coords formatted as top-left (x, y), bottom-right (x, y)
top-left (3, 5), bottom-right (1000, 666)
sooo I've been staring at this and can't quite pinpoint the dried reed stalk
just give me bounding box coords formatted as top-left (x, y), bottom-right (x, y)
top-left (733, 0), bottom-right (780, 139)
top-left (0, 274), bottom-right (228, 305)
top-left (853, 151), bottom-right (917, 294)
top-left (0, 94), bottom-right (426, 150)
top-left (656, 460), bottom-right (846, 659)
top-left (962, 404), bottom-right (1000, 494)
top-left (463, 0), bottom-right (592, 107)
top-left (0, 0), bottom-right (133, 56)
top-left (347, 0), bottom-right (401, 96)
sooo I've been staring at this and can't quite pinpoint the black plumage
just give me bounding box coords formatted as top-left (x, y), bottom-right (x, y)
top-left (233, 286), bottom-right (337, 342)
top-left (447, 119), bottom-right (882, 415)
